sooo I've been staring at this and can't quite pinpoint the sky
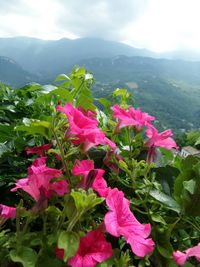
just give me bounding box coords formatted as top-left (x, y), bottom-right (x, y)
top-left (0, 0), bottom-right (199, 53)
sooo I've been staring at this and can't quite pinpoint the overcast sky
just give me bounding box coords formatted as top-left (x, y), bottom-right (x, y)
top-left (0, 0), bottom-right (199, 52)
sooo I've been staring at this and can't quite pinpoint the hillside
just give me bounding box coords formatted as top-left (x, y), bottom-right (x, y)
top-left (0, 37), bottom-right (155, 77)
top-left (0, 37), bottom-right (200, 133)
top-left (81, 56), bottom-right (200, 132)
top-left (0, 56), bottom-right (36, 87)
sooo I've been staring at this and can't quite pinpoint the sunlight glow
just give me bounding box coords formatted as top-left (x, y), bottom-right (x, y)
top-left (124, 0), bottom-right (200, 52)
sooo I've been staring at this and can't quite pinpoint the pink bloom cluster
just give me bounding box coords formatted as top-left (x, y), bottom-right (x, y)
top-left (11, 157), bottom-right (68, 205)
top-left (173, 243), bottom-right (200, 266)
top-left (104, 188), bottom-right (155, 257)
top-left (72, 160), bottom-right (109, 197)
top-left (111, 104), bottom-right (155, 132)
top-left (56, 229), bottom-right (113, 267)
top-left (111, 104), bottom-right (178, 162)
top-left (57, 103), bottom-right (116, 152)
top-left (64, 160), bottom-right (154, 262)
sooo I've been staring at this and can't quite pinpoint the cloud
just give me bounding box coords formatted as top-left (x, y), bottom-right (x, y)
top-left (56, 0), bottom-right (148, 40)
top-left (0, 0), bottom-right (200, 52)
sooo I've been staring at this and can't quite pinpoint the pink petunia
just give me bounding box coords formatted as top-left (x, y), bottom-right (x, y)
top-left (72, 160), bottom-right (109, 197)
top-left (104, 188), bottom-right (154, 257)
top-left (25, 144), bottom-right (51, 157)
top-left (111, 104), bottom-right (155, 132)
top-left (145, 125), bottom-right (178, 163)
top-left (173, 243), bottom-right (200, 266)
top-left (67, 230), bottom-right (113, 267)
top-left (0, 204), bottom-right (16, 219)
top-left (57, 103), bottom-right (116, 152)
top-left (11, 157), bottom-right (69, 204)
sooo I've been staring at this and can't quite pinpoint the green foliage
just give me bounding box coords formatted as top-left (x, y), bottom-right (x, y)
top-left (1, 66), bottom-right (200, 267)
top-left (174, 156), bottom-right (200, 216)
top-left (71, 189), bottom-right (104, 212)
top-left (10, 247), bottom-right (38, 267)
top-left (57, 231), bottom-right (79, 262)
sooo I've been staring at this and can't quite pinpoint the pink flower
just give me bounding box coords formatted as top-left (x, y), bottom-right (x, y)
top-left (77, 106), bottom-right (97, 120)
top-left (11, 157), bottom-right (69, 204)
top-left (25, 144), bottom-right (51, 157)
top-left (104, 188), bottom-right (154, 257)
top-left (57, 103), bottom-right (116, 152)
top-left (0, 204), bottom-right (16, 219)
top-left (72, 160), bottom-right (109, 197)
top-left (145, 125), bottom-right (178, 163)
top-left (111, 104), bottom-right (155, 132)
top-left (173, 243), bottom-right (200, 266)
top-left (67, 230), bottom-right (113, 267)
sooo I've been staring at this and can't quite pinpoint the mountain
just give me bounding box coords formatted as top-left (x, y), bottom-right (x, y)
top-left (81, 56), bottom-right (200, 132)
top-left (0, 37), bottom-right (156, 77)
top-left (0, 56), bottom-right (36, 87)
top-left (0, 37), bottom-right (200, 133)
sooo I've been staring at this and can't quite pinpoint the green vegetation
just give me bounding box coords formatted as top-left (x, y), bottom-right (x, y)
top-left (0, 67), bottom-right (200, 266)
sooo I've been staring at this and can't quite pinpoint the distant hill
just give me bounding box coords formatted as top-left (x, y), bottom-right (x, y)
top-left (0, 56), bottom-right (36, 87)
top-left (1, 37), bottom-right (200, 78)
top-left (81, 56), bottom-right (200, 132)
top-left (0, 37), bottom-right (156, 77)
top-left (0, 37), bottom-right (200, 133)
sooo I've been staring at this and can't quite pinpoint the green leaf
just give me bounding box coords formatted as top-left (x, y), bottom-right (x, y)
top-left (183, 179), bottom-right (196, 194)
top-left (153, 225), bottom-right (174, 259)
top-left (0, 142), bottom-right (11, 156)
top-left (149, 189), bottom-right (180, 213)
top-left (15, 119), bottom-right (51, 139)
top-left (154, 165), bottom-right (180, 196)
top-left (55, 74), bottom-right (70, 82)
top-left (174, 156), bottom-right (200, 216)
top-left (97, 98), bottom-right (111, 110)
top-left (76, 85), bottom-right (95, 111)
top-left (159, 148), bottom-right (174, 165)
top-left (151, 213), bottom-right (166, 225)
top-left (40, 85), bottom-right (57, 94)
top-left (113, 88), bottom-right (128, 97)
top-left (0, 124), bottom-right (14, 142)
top-left (57, 231), bottom-right (79, 262)
top-left (10, 247), bottom-right (38, 267)
top-left (51, 88), bottom-right (73, 102)
top-left (71, 189), bottom-right (104, 212)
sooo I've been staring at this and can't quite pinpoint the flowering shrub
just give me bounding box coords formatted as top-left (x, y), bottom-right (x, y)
top-left (0, 67), bottom-right (200, 267)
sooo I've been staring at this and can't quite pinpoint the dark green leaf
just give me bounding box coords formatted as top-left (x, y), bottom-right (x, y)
top-left (57, 231), bottom-right (79, 262)
top-left (10, 247), bottom-right (38, 267)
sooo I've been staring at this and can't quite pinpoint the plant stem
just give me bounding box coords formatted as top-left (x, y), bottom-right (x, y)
top-left (67, 210), bottom-right (84, 232)
top-left (52, 116), bottom-right (70, 179)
